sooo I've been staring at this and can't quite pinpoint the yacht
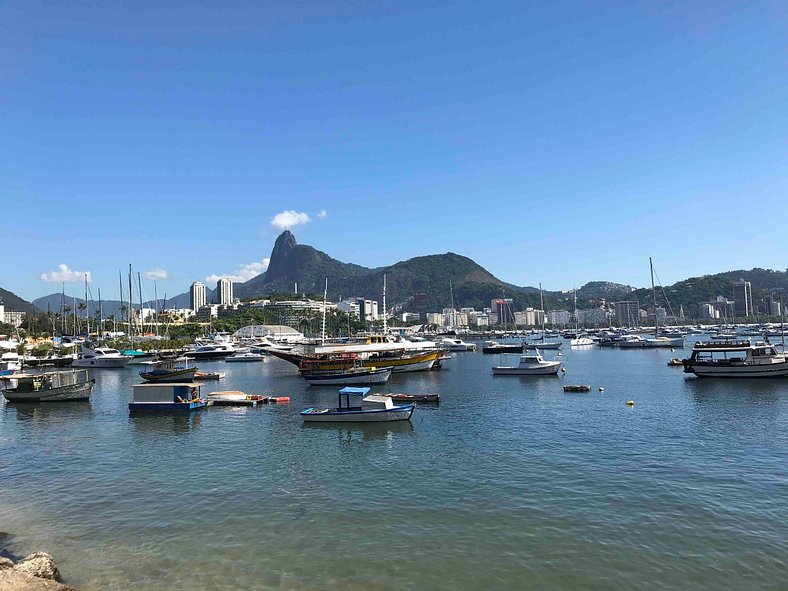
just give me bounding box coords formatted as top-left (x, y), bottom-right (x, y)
top-left (683, 341), bottom-right (788, 377)
top-left (184, 344), bottom-right (236, 360)
top-left (72, 345), bottom-right (130, 368)
top-left (492, 350), bottom-right (562, 376)
top-left (439, 337), bottom-right (477, 352)
top-left (225, 351), bottom-right (265, 363)
top-left (0, 352), bottom-right (23, 376)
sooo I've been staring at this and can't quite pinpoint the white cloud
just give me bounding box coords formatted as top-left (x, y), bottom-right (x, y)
top-left (206, 258), bottom-right (270, 284)
top-left (41, 264), bottom-right (92, 283)
top-left (317, 209), bottom-right (327, 219)
top-left (142, 269), bottom-right (168, 280)
top-left (270, 210), bottom-right (310, 230)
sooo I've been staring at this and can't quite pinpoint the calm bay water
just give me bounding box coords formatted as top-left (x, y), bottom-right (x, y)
top-left (1, 345), bottom-right (787, 590)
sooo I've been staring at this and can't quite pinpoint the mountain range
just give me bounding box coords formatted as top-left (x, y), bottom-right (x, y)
top-left (14, 231), bottom-right (788, 319)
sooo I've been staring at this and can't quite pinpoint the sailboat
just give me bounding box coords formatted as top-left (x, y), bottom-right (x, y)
top-left (525, 283), bottom-right (562, 350)
top-left (570, 287), bottom-right (593, 347)
top-left (645, 257), bottom-right (684, 348)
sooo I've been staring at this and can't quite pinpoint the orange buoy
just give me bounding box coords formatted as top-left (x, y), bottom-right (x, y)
top-left (269, 397), bottom-right (290, 404)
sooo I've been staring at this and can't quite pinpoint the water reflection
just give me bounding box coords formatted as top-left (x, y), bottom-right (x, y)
top-left (302, 420), bottom-right (414, 442)
top-left (129, 411), bottom-right (204, 437)
top-left (4, 401), bottom-right (94, 423)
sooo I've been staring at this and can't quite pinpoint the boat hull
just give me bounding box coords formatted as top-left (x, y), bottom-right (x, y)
top-left (492, 364), bottom-right (561, 376)
top-left (684, 362), bottom-right (788, 377)
top-left (482, 345), bottom-right (522, 354)
top-left (302, 368), bottom-right (392, 386)
top-left (3, 380), bottom-right (94, 402)
top-left (524, 341), bottom-right (562, 350)
top-left (72, 357), bottom-right (129, 368)
top-left (128, 400), bottom-right (207, 412)
top-left (139, 368), bottom-right (198, 383)
top-left (301, 404), bottom-right (414, 422)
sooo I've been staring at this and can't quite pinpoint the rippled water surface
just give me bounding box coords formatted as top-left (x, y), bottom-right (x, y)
top-left (1, 345), bottom-right (787, 590)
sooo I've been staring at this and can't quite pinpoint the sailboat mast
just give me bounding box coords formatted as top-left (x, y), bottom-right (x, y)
top-left (321, 278), bottom-right (328, 345)
top-left (128, 264), bottom-right (134, 349)
top-left (84, 273), bottom-right (90, 338)
top-left (540, 282), bottom-right (545, 333)
top-left (61, 283), bottom-right (65, 333)
top-left (449, 279), bottom-right (455, 329)
top-left (650, 257), bottom-right (657, 338)
top-left (98, 288), bottom-right (103, 340)
top-left (574, 286), bottom-right (578, 334)
top-left (154, 281), bottom-right (159, 337)
top-left (137, 272), bottom-right (144, 336)
top-left (383, 274), bottom-right (388, 335)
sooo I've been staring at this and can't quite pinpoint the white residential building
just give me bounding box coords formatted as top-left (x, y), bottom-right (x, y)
top-left (190, 281), bottom-right (206, 313)
top-left (216, 278), bottom-right (233, 307)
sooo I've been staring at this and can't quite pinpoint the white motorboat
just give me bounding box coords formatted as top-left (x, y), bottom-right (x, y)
top-left (72, 345), bottom-right (130, 368)
top-left (492, 350), bottom-right (562, 376)
top-left (0, 352), bottom-right (23, 375)
top-left (618, 335), bottom-right (648, 349)
top-left (184, 344), bottom-right (237, 360)
top-left (439, 337), bottom-right (477, 352)
top-left (683, 341), bottom-right (788, 377)
top-left (301, 387), bottom-right (415, 423)
top-left (645, 336), bottom-right (684, 348)
top-left (1, 369), bottom-right (94, 402)
top-left (225, 351), bottom-right (265, 363)
top-left (569, 336), bottom-right (594, 347)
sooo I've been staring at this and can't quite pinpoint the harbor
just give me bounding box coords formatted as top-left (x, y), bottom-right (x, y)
top-left (1, 340), bottom-right (786, 590)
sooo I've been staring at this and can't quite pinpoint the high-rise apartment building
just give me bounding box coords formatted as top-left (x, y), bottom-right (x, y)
top-left (217, 278), bottom-right (233, 307)
top-left (190, 282), bottom-right (206, 313)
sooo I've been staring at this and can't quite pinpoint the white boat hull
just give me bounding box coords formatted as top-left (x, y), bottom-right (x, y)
top-left (492, 363), bottom-right (561, 376)
top-left (390, 358), bottom-right (436, 373)
top-left (524, 341), bottom-right (562, 350)
top-left (686, 363), bottom-right (788, 377)
top-left (302, 405), bottom-right (414, 422)
top-left (72, 357), bottom-right (130, 368)
top-left (570, 338), bottom-right (594, 347)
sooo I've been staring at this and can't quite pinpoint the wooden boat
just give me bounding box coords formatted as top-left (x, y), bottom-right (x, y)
top-left (139, 360), bottom-right (198, 383)
top-left (194, 371), bottom-right (225, 380)
top-left (269, 349), bottom-right (441, 373)
top-left (1, 370), bottom-right (94, 402)
top-left (563, 384), bottom-right (591, 392)
top-left (301, 387), bottom-right (415, 423)
top-left (382, 392), bottom-right (440, 403)
top-left (492, 351), bottom-right (562, 376)
top-left (129, 383), bottom-right (207, 412)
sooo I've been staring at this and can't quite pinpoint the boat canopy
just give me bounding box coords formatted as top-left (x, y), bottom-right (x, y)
top-left (338, 387), bottom-right (371, 395)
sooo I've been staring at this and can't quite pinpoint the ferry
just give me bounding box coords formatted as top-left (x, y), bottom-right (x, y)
top-left (683, 341), bottom-right (788, 377)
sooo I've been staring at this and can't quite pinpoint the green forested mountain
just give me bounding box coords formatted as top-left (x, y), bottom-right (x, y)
top-left (0, 287), bottom-right (41, 314)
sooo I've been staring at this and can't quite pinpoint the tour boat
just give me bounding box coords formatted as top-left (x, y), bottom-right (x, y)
top-left (1, 370), bottom-right (94, 402)
top-left (224, 351), bottom-right (265, 362)
top-left (492, 350), bottom-right (562, 376)
top-left (72, 345), bottom-right (130, 368)
top-left (301, 387), bottom-right (415, 423)
top-left (129, 383), bottom-right (207, 412)
top-left (301, 366), bottom-right (392, 386)
top-left (439, 338), bottom-right (477, 352)
top-left (682, 341), bottom-right (788, 377)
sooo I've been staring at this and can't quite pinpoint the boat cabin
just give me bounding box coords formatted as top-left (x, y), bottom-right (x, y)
top-left (2, 370), bottom-right (89, 392)
top-left (129, 382), bottom-right (204, 412)
top-left (687, 342), bottom-right (783, 366)
top-left (335, 386), bottom-right (394, 411)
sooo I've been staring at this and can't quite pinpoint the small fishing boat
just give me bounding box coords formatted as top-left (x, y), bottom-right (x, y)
top-left (301, 387), bottom-right (415, 423)
top-left (481, 341), bottom-right (522, 354)
top-left (667, 358), bottom-right (684, 366)
top-left (224, 351), bottom-right (265, 363)
top-left (382, 392), bottom-right (440, 403)
top-left (301, 366), bottom-right (392, 386)
top-left (139, 359), bottom-right (198, 383)
top-left (563, 384), bottom-right (591, 392)
top-left (1, 370), bottom-right (94, 402)
top-left (492, 350), bottom-right (562, 376)
top-left (194, 370), bottom-right (225, 380)
top-left (129, 383), bottom-right (207, 412)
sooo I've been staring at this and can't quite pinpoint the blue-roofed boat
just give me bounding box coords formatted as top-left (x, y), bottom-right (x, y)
top-left (129, 383), bottom-right (207, 412)
top-left (301, 387), bottom-right (415, 423)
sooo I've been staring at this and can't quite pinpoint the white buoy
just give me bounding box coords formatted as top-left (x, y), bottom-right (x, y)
top-left (598, 387), bottom-right (604, 392)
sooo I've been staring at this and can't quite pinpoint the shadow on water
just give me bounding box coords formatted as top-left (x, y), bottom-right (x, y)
top-left (301, 420), bottom-right (414, 442)
top-left (684, 376), bottom-right (783, 404)
top-left (4, 400), bottom-right (95, 423)
top-left (128, 411), bottom-right (204, 437)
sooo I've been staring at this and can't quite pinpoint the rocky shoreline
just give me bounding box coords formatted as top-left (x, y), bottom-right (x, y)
top-left (0, 545), bottom-right (77, 591)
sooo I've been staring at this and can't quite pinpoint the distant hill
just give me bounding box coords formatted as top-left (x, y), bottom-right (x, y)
top-left (234, 230), bottom-right (543, 311)
top-left (0, 287), bottom-right (41, 315)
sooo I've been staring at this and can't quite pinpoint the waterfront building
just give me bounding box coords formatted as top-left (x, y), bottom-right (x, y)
top-left (337, 299), bottom-right (361, 318)
top-left (700, 303), bottom-right (719, 319)
top-left (513, 308), bottom-right (544, 327)
top-left (190, 281), bottom-right (206, 313)
top-left (577, 308), bottom-right (608, 326)
top-left (413, 292), bottom-right (428, 321)
top-left (614, 301), bottom-right (640, 327)
top-left (232, 324), bottom-right (304, 342)
top-left (216, 278), bottom-right (233, 307)
top-left (401, 312), bottom-right (421, 323)
top-left (655, 307), bottom-right (667, 324)
top-left (732, 280), bottom-right (753, 318)
top-left (264, 300), bottom-right (336, 327)
top-left (198, 304), bottom-right (220, 319)
top-left (491, 298), bottom-right (514, 325)
top-left (356, 298), bottom-right (379, 322)
top-left (426, 313), bottom-right (444, 325)
top-left (2, 310), bottom-right (25, 328)
top-left (547, 310), bottom-right (571, 326)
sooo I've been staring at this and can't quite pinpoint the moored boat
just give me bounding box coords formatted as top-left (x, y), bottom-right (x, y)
top-left (492, 350), bottom-right (562, 376)
top-left (129, 383), bottom-right (207, 412)
top-left (301, 366), bottom-right (392, 386)
top-left (1, 370), bottom-right (94, 402)
top-left (482, 341), bottom-right (522, 354)
top-left (139, 359), bottom-right (198, 383)
top-left (682, 341), bottom-right (788, 377)
top-left (301, 387), bottom-right (415, 422)
top-left (72, 345), bottom-right (130, 368)
top-left (224, 351), bottom-right (265, 362)
top-left (382, 392), bottom-right (440, 403)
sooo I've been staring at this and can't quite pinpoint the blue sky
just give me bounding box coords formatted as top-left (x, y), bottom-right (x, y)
top-left (2, 1), bottom-right (787, 302)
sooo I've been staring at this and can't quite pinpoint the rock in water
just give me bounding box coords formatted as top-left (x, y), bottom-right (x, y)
top-left (0, 570), bottom-right (76, 591)
top-left (0, 556), bottom-right (15, 570)
top-left (16, 552), bottom-right (60, 581)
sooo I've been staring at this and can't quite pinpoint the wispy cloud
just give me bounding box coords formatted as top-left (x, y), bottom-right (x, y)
top-left (317, 209), bottom-right (327, 219)
top-left (142, 269), bottom-right (168, 280)
top-left (206, 259), bottom-right (270, 284)
top-left (270, 210), bottom-right (310, 230)
top-left (41, 264), bottom-right (92, 283)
